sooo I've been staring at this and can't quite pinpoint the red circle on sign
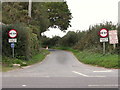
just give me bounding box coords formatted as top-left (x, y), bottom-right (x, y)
top-left (99, 28), bottom-right (108, 38)
top-left (8, 29), bottom-right (18, 38)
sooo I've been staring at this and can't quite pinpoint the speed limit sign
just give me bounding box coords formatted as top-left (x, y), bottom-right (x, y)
top-left (99, 28), bottom-right (108, 38)
top-left (8, 29), bottom-right (18, 38)
top-left (99, 28), bottom-right (109, 55)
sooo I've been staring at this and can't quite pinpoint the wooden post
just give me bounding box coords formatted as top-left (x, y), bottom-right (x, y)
top-left (113, 44), bottom-right (116, 49)
top-left (103, 42), bottom-right (105, 54)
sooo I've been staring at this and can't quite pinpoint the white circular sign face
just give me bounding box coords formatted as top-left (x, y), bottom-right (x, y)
top-left (99, 28), bottom-right (108, 38)
top-left (8, 29), bottom-right (17, 38)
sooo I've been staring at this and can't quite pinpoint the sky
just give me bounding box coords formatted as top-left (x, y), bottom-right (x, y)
top-left (42, 0), bottom-right (120, 38)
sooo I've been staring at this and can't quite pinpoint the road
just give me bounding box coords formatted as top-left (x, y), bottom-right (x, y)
top-left (2, 50), bottom-right (118, 88)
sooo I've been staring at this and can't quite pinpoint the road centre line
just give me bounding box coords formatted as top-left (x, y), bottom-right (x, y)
top-left (72, 71), bottom-right (106, 77)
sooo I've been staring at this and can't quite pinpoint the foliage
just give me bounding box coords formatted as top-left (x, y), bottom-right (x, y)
top-left (2, 65), bottom-right (18, 72)
top-left (74, 22), bottom-right (117, 52)
top-left (45, 2), bottom-right (72, 31)
top-left (48, 36), bottom-right (61, 47)
top-left (75, 50), bottom-right (119, 68)
top-left (31, 2), bottom-right (50, 35)
top-left (57, 22), bottom-right (119, 54)
top-left (50, 21), bottom-right (119, 68)
top-left (2, 2), bottom-right (72, 70)
top-left (60, 31), bottom-right (78, 47)
top-left (2, 2), bottom-right (72, 34)
top-left (27, 49), bottom-right (49, 65)
top-left (2, 56), bottom-right (25, 67)
top-left (55, 46), bottom-right (119, 68)
top-left (2, 49), bottom-right (49, 72)
top-left (2, 2), bottom-right (29, 24)
top-left (43, 21), bottom-right (119, 54)
top-left (41, 35), bottom-right (61, 48)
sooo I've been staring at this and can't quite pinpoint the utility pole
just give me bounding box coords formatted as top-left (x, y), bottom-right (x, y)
top-left (118, 1), bottom-right (120, 25)
top-left (28, 0), bottom-right (32, 17)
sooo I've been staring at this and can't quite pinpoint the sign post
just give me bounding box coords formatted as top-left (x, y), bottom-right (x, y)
top-left (11, 43), bottom-right (15, 58)
top-left (99, 28), bottom-right (108, 54)
top-left (109, 30), bottom-right (118, 49)
top-left (8, 29), bottom-right (18, 58)
top-left (103, 42), bottom-right (105, 55)
top-left (13, 45), bottom-right (14, 58)
top-left (113, 44), bottom-right (116, 49)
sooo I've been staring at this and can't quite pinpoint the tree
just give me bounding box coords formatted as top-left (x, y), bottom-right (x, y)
top-left (74, 22), bottom-right (118, 53)
top-left (2, 2), bottom-right (72, 33)
top-left (41, 36), bottom-right (61, 48)
top-left (50, 36), bottom-right (61, 47)
top-left (45, 2), bottom-right (72, 31)
top-left (2, 2), bottom-right (29, 24)
top-left (60, 31), bottom-right (78, 47)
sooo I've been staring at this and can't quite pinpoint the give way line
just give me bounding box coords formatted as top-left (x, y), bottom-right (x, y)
top-left (72, 71), bottom-right (106, 77)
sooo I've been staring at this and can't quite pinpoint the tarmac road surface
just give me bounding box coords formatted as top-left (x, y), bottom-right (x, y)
top-left (2, 50), bottom-right (118, 88)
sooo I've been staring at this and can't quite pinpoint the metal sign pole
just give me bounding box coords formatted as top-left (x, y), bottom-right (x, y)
top-left (103, 42), bottom-right (105, 54)
top-left (11, 43), bottom-right (15, 58)
top-left (13, 46), bottom-right (14, 58)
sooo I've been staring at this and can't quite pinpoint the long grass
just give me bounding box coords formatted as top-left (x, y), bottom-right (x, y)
top-left (55, 47), bottom-right (119, 69)
top-left (2, 49), bottom-right (50, 72)
top-left (27, 49), bottom-right (50, 65)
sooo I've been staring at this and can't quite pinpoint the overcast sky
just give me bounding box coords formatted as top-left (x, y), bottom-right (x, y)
top-left (43, 0), bottom-right (120, 38)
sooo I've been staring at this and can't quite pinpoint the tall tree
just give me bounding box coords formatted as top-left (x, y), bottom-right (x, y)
top-left (2, 2), bottom-right (72, 36)
top-left (2, 2), bottom-right (29, 24)
top-left (45, 2), bottom-right (72, 31)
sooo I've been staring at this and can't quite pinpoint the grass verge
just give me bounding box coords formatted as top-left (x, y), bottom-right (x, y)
top-left (55, 47), bottom-right (119, 69)
top-left (2, 65), bottom-right (18, 72)
top-left (27, 49), bottom-right (50, 65)
top-left (0, 65), bottom-right (2, 72)
top-left (2, 49), bottom-right (50, 72)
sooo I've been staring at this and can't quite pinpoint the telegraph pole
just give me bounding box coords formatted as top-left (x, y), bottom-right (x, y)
top-left (118, 1), bottom-right (120, 25)
top-left (28, 0), bottom-right (32, 17)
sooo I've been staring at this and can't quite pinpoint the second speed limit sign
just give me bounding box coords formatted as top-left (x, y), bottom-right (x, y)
top-left (99, 28), bottom-right (108, 38)
top-left (8, 29), bottom-right (18, 38)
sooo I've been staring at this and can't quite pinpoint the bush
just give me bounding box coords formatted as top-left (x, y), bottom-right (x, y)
top-left (60, 31), bottom-right (78, 47)
top-left (2, 56), bottom-right (25, 67)
top-left (2, 23), bottom-right (40, 60)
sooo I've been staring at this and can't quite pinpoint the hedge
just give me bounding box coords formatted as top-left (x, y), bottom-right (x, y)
top-left (2, 23), bottom-right (40, 60)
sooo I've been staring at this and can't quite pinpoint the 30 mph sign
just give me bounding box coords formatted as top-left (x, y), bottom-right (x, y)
top-left (99, 28), bottom-right (108, 38)
top-left (8, 29), bottom-right (18, 38)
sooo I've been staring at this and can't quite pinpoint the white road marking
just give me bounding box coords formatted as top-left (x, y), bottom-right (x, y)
top-left (89, 76), bottom-right (106, 77)
top-left (22, 85), bottom-right (27, 87)
top-left (72, 71), bottom-right (106, 77)
top-left (88, 84), bottom-right (119, 87)
top-left (72, 71), bottom-right (89, 77)
top-left (93, 70), bottom-right (112, 72)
